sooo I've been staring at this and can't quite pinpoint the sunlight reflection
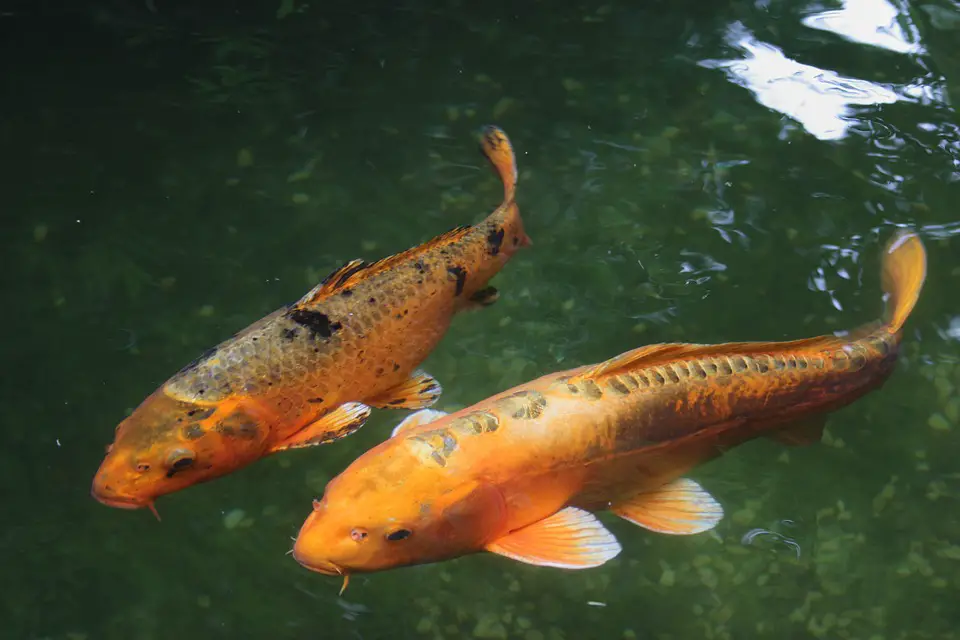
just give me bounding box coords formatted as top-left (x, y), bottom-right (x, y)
top-left (801, 0), bottom-right (925, 54)
top-left (699, 22), bottom-right (900, 141)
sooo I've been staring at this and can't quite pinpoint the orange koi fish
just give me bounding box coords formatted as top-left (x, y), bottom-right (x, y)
top-left (92, 126), bottom-right (531, 516)
top-left (293, 231), bottom-right (925, 591)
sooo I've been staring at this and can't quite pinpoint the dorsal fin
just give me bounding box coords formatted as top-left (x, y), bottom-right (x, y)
top-left (570, 335), bottom-right (849, 383)
top-left (298, 226), bottom-right (473, 306)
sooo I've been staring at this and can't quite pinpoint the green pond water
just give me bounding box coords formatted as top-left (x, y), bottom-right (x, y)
top-left (4, 1), bottom-right (960, 638)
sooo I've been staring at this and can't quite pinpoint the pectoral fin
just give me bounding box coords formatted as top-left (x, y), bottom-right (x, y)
top-left (768, 415), bottom-right (827, 447)
top-left (270, 402), bottom-right (371, 452)
top-left (390, 409), bottom-right (449, 438)
top-left (485, 507), bottom-right (622, 569)
top-left (367, 370), bottom-right (443, 410)
top-left (611, 478), bottom-right (724, 535)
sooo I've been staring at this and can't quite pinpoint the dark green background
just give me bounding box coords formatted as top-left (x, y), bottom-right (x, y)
top-left (4, 1), bottom-right (959, 638)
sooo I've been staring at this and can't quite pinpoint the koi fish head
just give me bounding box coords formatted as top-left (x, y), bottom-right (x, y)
top-left (92, 388), bottom-right (269, 510)
top-left (292, 442), bottom-right (506, 579)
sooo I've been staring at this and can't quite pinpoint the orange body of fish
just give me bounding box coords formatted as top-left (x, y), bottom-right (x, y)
top-left (293, 231), bottom-right (926, 588)
top-left (91, 126), bottom-right (531, 515)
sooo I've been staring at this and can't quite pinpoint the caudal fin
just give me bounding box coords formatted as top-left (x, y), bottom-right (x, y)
top-left (479, 125), bottom-right (518, 205)
top-left (881, 230), bottom-right (927, 333)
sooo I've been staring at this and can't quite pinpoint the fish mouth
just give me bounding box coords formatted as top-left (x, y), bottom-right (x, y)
top-left (292, 550), bottom-right (343, 577)
top-left (91, 490), bottom-right (147, 510)
top-left (291, 539), bottom-right (346, 577)
top-left (90, 477), bottom-right (150, 510)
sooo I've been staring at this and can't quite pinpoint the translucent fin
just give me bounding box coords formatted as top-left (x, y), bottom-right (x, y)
top-left (270, 402), bottom-right (371, 452)
top-left (390, 409), bottom-right (449, 438)
top-left (881, 230), bottom-right (926, 332)
top-left (367, 370), bottom-right (443, 410)
top-left (768, 415), bottom-right (827, 447)
top-left (611, 478), bottom-right (724, 535)
top-left (485, 507), bottom-right (622, 569)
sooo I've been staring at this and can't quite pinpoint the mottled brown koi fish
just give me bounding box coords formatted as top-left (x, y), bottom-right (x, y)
top-left (293, 231), bottom-right (924, 591)
top-left (92, 126), bottom-right (531, 517)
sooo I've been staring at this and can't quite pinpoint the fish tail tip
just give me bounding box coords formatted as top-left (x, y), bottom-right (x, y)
top-left (881, 229), bottom-right (927, 333)
top-left (478, 125), bottom-right (518, 203)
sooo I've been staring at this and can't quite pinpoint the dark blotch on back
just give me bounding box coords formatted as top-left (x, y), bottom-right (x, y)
top-left (182, 424), bottom-right (205, 440)
top-left (288, 309), bottom-right (343, 339)
top-left (608, 378), bottom-right (631, 395)
top-left (216, 411), bottom-right (261, 440)
top-left (487, 227), bottom-right (505, 256)
top-left (282, 327), bottom-right (300, 341)
top-left (447, 265), bottom-right (467, 297)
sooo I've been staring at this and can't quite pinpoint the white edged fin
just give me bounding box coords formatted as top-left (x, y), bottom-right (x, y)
top-left (485, 507), bottom-right (622, 569)
top-left (367, 370), bottom-right (443, 410)
top-left (390, 409), bottom-right (450, 438)
top-left (611, 478), bottom-right (724, 535)
top-left (270, 402), bottom-right (371, 452)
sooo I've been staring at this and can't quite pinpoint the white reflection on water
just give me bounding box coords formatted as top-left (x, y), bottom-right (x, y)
top-left (699, 22), bottom-right (900, 141)
top-left (801, 0), bottom-right (924, 54)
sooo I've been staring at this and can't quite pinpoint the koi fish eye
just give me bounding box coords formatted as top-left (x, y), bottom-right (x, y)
top-left (135, 463), bottom-right (150, 473)
top-left (350, 528), bottom-right (368, 543)
top-left (165, 449), bottom-right (195, 476)
top-left (385, 528), bottom-right (412, 542)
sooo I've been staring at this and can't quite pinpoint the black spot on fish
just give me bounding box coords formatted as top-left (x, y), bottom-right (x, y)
top-left (289, 309), bottom-right (342, 339)
top-left (341, 289), bottom-right (354, 297)
top-left (581, 379), bottom-right (604, 399)
top-left (308, 397), bottom-right (324, 404)
top-left (182, 424), bottom-right (205, 440)
top-left (368, 297), bottom-right (377, 304)
top-left (216, 411), bottom-right (261, 440)
top-left (282, 327), bottom-right (300, 341)
top-left (608, 378), bottom-right (630, 395)
top-left (487, 227), bottom-right (505, 256)
top-left (414, 260), bottom-right (426, 273)
top-left (393, 363), bottom-right (401, 372)
top-left (447, 265), bottom-right (467, 296)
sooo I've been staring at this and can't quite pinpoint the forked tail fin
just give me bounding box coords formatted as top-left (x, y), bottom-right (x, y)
top-left (881, 230), bottom-right (927, 333)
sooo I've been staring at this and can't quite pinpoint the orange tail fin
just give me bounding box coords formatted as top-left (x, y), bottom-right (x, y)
top-left (881, 230), bottom-right (927, 333)
top-left (479, 125), bottom-right (518, 205)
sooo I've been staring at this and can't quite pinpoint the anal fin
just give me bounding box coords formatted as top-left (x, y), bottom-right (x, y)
top-left (270, 402), bottom-right (371, 452)
top-left (768, 415), bottom-right (827, 447)
top-left (611, 478), bottom-right (724, 535)
top-left (390, 409), bottom-right (449, 438)
top-left (367, 370), bottom-right (442, 410)
top-left (485, 507), bottom-right (621, 569)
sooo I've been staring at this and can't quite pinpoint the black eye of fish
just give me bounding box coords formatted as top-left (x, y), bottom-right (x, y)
top-left (171, 456), bottom-right (194, 470)
top-left (166, 449), bottom-right (195, 474)
top-left (135, 463), bottom-right (150, 473)
top-left (386, 529), bottom-right (412, 541)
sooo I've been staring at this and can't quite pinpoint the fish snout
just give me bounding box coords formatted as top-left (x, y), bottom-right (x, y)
top-left (90, 469), bottom-right (147, 510)
top-left (292, 538), bottom-right (342, 576)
